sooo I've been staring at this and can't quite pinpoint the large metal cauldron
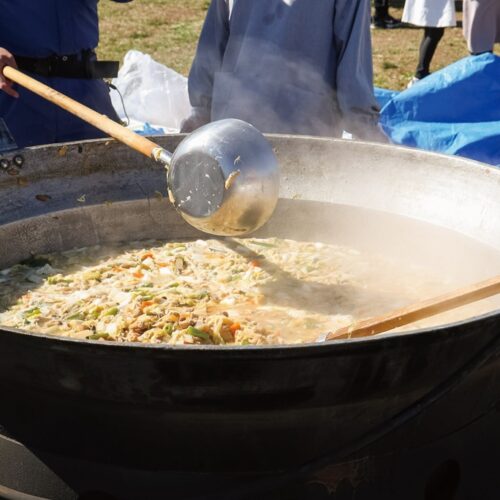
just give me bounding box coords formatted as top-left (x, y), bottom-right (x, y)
top-left (0, 135), bottom-right (500, 490)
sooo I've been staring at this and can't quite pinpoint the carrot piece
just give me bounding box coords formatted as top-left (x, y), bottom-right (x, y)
top-left (141, 252), bottom-right (154, 261)
top-left (133, 271), bottom-right (144, 279)
top-left (229, 322), bottom-right (241, 334)
top-left (249, 260), bottom-right (261, 267)
top-left (140, 300), bottom-right (155, 311)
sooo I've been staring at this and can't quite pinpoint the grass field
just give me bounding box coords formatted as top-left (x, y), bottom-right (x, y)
top-left (98, 1), bottom-right (496, 91)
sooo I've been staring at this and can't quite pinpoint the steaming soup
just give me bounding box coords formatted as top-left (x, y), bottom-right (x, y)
top-left (0, 237), bottom-right (496, 345)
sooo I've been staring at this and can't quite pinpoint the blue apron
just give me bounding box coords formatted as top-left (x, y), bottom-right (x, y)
top-left (188, 0), bottom-right (381, 139)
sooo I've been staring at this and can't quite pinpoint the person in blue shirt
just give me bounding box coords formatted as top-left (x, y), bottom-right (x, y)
top-left (0, 0), bottom-right (131, 148)
top-left (182, 0), bottom-right (386, 142)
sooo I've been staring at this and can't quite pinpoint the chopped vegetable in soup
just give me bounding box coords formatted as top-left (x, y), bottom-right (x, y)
top-left (0, 237), bottom-right (465, 345)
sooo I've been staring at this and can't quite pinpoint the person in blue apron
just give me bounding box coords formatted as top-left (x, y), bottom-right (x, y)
top-left (0, 0), bottom-right (131, 148)
top-left (182, 0), bottom-right (386, 142)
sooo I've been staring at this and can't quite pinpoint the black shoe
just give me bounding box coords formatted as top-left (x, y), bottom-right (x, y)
top-left (371, 14), bottom-right (402, 29)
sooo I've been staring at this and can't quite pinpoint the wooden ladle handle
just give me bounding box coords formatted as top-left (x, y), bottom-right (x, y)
top-left (326, 274), bottom-right (500, 341)
top-left (3, 65), bottom-right (161, 160)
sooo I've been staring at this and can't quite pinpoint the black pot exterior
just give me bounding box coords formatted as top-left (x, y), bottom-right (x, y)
top-left (0, 312), bottom-right (499, 473)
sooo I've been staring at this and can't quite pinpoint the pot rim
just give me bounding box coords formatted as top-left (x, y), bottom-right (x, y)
top-left (1, 306), bottom-right (498, 354)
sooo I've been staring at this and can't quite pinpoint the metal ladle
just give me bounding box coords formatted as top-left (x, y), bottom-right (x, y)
top-left (3, 66), bottom-right (279, 236)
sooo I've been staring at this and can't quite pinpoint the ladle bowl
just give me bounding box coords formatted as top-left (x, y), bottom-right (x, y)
top-left (168, 119), bottom-right (279, 235)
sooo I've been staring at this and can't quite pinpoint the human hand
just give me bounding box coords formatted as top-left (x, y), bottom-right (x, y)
top-left (0, 48), bottom-right (19, 98)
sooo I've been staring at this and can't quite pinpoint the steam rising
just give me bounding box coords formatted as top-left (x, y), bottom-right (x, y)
top-left (254, 199), bottom-right (500, 327)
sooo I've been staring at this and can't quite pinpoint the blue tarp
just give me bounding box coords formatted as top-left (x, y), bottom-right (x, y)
top-left (374, 87), bottom-right (399, 110)
top-left (375, 53), bottom-right (500, 167)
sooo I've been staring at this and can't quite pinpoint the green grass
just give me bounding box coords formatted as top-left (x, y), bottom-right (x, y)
top-left (98, 1), bottom-right (499, 91)
top-left (98, 0), bottom-right (209, 76)
top-left (371, 7), bottom-right (476, 89)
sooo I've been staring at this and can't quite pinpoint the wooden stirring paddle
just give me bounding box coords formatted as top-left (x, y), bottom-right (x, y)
top-left (324, 274), bottom-right (500, 341)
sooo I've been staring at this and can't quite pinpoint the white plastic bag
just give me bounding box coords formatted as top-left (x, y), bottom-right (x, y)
top-left (110, 50), bottom-right (191, 133)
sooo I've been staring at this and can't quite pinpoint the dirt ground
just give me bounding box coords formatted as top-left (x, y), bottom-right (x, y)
top-left (98, 0), bottom-right (498, 91)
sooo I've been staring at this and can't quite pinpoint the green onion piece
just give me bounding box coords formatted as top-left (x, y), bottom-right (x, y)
top-left (87, 333), bottom-right (111, 340)
top-left (104, 307), bottom-right (119, 316)
top-left (163, 323), bottom-right (174, 335)
top-left (67, 312), bottom-right (85, 320)
top-left (47, 275), bottom-right (72, 285)
top-left (187, 291), bottom-right (209, 300)
top-left (186, 326), bottom-right (210, 341)
top-left (90, 307), bottom-right (102, 319)
top-left (24, 307), bottom-right (41, 319)
top-left (83, 270), bottom-right (102, 281)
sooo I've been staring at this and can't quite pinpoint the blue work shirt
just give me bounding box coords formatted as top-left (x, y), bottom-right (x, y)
top-left (188, 0), bottom-right (383, 140)
top-left (0, 0), bottom-right (131, 148)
